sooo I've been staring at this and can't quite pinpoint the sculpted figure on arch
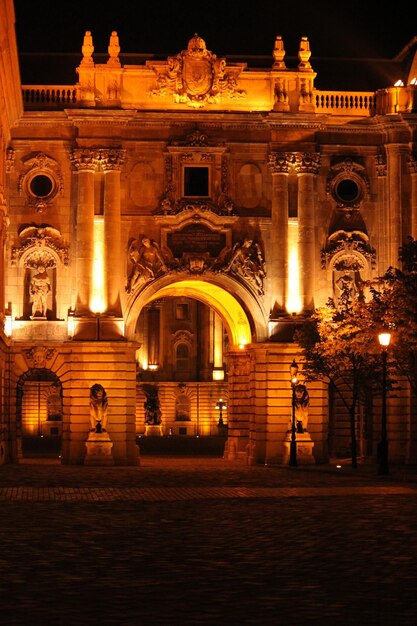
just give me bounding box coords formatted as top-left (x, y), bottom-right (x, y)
top-left (126, 237), bottom-right (168, 292)
top-left (222, 238), bottom-right (266, 294)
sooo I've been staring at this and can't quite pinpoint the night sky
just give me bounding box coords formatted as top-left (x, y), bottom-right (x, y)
top-left (13, 0), bottom-right (415, 60)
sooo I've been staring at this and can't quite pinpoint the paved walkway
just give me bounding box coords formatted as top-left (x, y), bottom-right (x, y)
top-left (1, 456), bottom-right (417, 626)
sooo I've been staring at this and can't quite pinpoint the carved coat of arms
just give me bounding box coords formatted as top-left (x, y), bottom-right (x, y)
top-left (150, 34), bottom-right (246, 108)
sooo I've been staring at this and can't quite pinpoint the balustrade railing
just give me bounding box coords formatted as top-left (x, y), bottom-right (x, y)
top-left (314, 90), bottom-right (376, 115)
top-left (22, 85), bottom-right (416, 117)
top-left (22, 86), bottom-right (78, 108)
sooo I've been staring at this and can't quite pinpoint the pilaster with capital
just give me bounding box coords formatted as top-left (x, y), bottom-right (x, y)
top-left (71, 148), bottom-right (100, 315)
top-left (408, 156), bottom-right (417, 239)
top-left (386, 144), bottom-right (408, 266)
top-left (0, 198), bottom-right (8, 316)
top-left (294, 152), bottom-right (321, 313)
top-left (268, 152), bottom-right (292, 316)
top-left (375, 153), bottom-right (390, 273)
top-left (101, 148), bottom-right (125, 316)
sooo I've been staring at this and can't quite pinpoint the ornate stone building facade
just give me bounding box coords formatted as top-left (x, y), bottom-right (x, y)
top-left (1, 5), bottom-right (417, 465)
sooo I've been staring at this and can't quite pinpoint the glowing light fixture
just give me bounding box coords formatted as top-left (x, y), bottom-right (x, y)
top-left (286, 219), bottom-right (302, 314)
top-left (90, 216), bottom-right (105, 314)
top-left (4, 314), bottom-right (12, 337)
top-left (394, 79), bottom-right (404, 87)
top-left (212, 369), bottom-right (224, 381)
top-left (378, 332), bottom-right (391, 348)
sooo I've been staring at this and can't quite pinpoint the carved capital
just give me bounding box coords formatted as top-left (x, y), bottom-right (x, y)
top-left (293, 152), bottom-right (321, 174)
top-left (268, 152), bottom-right (293, 174)
top-left (408, 155), bottom-right (417, 175)
top-left (100, 148), bottom-right (126, 171)
top-left (70, 148), bottom-right (101, 172)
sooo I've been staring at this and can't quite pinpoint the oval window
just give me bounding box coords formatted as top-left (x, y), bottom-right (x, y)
top-left (29, 174), bottom-right (54, 198)
top-left (335, 178), bottom-right (360, 204)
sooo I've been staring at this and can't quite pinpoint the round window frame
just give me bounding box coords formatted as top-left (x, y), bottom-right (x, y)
top-left (330, 173), bottom-right (364, 206)
top-left (26, 172), bottom-right (57, 201)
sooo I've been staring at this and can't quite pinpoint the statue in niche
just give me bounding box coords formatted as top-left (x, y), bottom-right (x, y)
top-left (294, 384), bottom-right (310, 433)
top-left (126, 237), bottom-right (168, 292)
top-left (334, 265), bottom-right (364, 310)
top-left (30, 265), bottom-right (51, 318)
top-left (89, 384), bottom-right (109, 433)
top-left (221, 238), bottom-right (266, 293)
top-left (175, 384), bottom-right (190, 421)
top-left (143, 385), bottom-right (162, 425)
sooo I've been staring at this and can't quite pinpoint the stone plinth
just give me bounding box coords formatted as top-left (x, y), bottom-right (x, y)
top-left (145, 424), bottom-right (164, 436)
top-left (85, 430), bottom-right (114, 465)
top-left (282, 431), bottom-right (315, 465)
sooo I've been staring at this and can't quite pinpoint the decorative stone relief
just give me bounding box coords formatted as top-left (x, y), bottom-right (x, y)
top-left (375, 153), bottom-right (387, 177)
top-left (18, 152), bottom-right (63, 213)
top-left (149, 34), bottom-right (246, 108)
top-left (24, 346), bottom-right (56, 369)
top-left (213, 238), bottom-right (266, 295)
top-left (268, 152), bottom-right (293, 174)
top-left (326, 158), bottom-right (369, 204)
top-left (11, 224), bottom-right (69, 267)
top-left (125, 227), bottom-right (266, 297)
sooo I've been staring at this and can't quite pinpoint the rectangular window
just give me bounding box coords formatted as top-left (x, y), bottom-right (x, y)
top-left (184, 167), bottom-right (209, 197)
top-left (175, 303), bottom-right (189, 320)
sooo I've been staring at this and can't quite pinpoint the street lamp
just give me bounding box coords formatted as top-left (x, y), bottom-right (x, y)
top-left (289, 359), bottom-right (299, 467)
top-left (215, 398), bottom-right (227, 426)
top-left (377, 332), bottom-right (391, 475)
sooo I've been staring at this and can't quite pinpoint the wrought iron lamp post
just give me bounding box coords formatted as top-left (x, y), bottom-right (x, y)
top-left (377, 332), bottom-right (391, 475)
top-left (215, 398), bottom-right (227, 426)
top-left (289, 359), bottom-right (299, 467)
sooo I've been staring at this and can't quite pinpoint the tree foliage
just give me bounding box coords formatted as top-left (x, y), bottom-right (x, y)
top-left (295, 297), bottom-right (382, 468)
top-left (367, 236), bottom-right (417, 397)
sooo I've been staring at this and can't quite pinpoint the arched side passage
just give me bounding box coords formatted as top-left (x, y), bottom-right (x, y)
top-left (124, 276), bottom-right (268, 346)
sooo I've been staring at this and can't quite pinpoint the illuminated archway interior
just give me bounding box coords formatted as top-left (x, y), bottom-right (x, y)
top-left (146, 280), bottom-right (252, 348)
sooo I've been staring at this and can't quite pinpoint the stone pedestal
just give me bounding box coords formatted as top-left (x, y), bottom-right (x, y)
top-left (145, 424), bottom-right (163, 436)
top-left (85, 430), bottom-right (114, 465)
top-left (282, 430), bottom-right (315, 465)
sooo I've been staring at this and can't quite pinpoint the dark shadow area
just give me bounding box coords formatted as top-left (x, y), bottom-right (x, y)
top-left (137, 435), bottom-right (226, 456)
top-left (22, 436), bottom-right (62, 458)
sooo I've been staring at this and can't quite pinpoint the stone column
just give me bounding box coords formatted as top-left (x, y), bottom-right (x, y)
top-left (0, 199), bottom-right (8, 317)
top-left (386, 144), bottom-right (407, 266)
top-left (101, 148), bottom-right (125, 316)
top-left (294, 152), bottom-right (320, 313)
top-left (375, 154), bottom-right (389, 274)
top-left (71, 148), bottom-right (99, 315)
top-left (408, 156), bottom-right (417, 239)
top-left (224, 350), bottom-right (252, 462)
top-left (268, 152), bottom-right (291, 317)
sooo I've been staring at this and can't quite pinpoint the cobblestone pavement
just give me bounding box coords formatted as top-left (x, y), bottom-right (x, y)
top-left (1, 456), bottom-right (417, 626)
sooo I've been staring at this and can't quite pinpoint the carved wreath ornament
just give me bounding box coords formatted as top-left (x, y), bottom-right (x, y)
top-left (150, 34), bottom-right (246, 108)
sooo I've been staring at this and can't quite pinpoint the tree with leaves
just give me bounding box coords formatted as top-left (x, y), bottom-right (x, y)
top-left (295, 298), bottom-right (383, 468)
top-left (367, 237), bottom-right (417, 398)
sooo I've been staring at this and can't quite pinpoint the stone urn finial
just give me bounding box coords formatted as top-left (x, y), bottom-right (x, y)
top-left (108, 31), bottom-right (121, 66)
top-left (272, 35), bottom-right (286, 69)
top-left (81, 31), bottom-right (94, 66)
top-left (298, 36), bottom-right (312, 70)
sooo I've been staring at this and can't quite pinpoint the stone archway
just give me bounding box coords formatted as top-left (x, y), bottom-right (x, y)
top-left (124, 275), bottom-right (267, 447)
top-left (125, 275), bottom-right (268, 346)
top-left (16, 368), bottom-right (63, 459)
